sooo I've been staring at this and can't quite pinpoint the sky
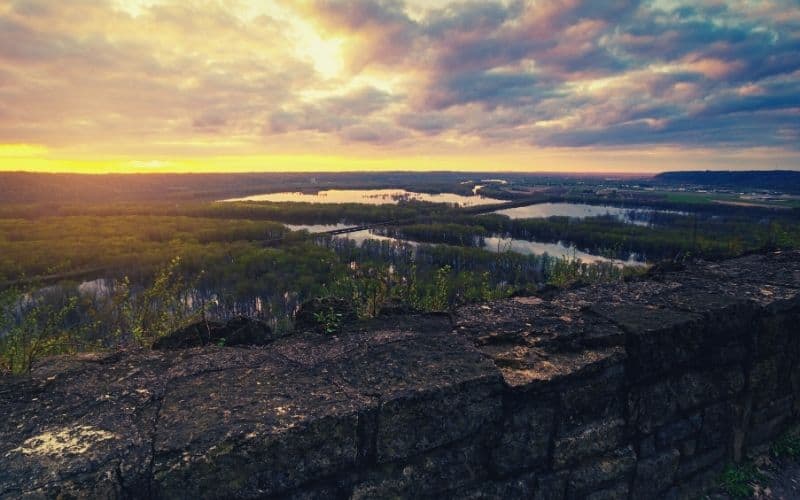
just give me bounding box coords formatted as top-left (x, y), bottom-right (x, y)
top-left (0, 0), bottom-right (798, 174)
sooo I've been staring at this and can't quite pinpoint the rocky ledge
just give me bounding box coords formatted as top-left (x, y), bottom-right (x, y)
top-left (1, 251), bottom-right (799, 499)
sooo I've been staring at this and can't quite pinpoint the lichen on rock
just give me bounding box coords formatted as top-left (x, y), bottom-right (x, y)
top-left (12, 425), bottom-right (116, 457)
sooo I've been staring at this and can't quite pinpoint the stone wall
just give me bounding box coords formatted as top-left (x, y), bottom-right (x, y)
top-left (1, 251), bottom-right (799, 499)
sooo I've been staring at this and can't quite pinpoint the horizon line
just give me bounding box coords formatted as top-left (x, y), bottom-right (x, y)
top-left (4, 168), bottom-right (798, 177)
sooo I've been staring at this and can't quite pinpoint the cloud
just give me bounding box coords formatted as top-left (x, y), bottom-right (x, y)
top-left (266, 86), bottom-right (395, 136)
top-left (423, 71), bottom-right (544, 110)
top-left (305, 0), bottom-right (419, 71)
top-left (192, 113), bottom-right (228, 132)
top-left (396, 112), bottom-right (455, 135)
top-left (341, 121), bottom-right (409, 144)
top-left (0, 0), bottom-right (798, 163)
top-left (0, 0), bottom-right (313, 149)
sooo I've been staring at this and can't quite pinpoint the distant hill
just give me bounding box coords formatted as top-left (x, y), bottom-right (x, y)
top-left (0, 171), bottom-right (641, 205)
top-left (653, 170), bottom-right (800, 193)
top-left (0, 171), bottom-right (482, 204)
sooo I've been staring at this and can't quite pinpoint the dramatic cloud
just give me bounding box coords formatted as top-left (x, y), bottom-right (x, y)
top-left (0, 0), bottom-right (798, 172)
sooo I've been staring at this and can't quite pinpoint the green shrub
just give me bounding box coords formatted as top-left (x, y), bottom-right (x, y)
top-left (718, 463), bottom-right (766, 499)
top-left (312, 307), bottom-right (343, 335)
top-left (0, 286), bottom-right (83, 374)
top-left (772, 426), bottom-right (800, 459)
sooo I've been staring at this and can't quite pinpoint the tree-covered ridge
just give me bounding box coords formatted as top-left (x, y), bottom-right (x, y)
top-left (654, 170), bottom-right (800, 193)
top-left (0, 171), bottom-right (496, 204)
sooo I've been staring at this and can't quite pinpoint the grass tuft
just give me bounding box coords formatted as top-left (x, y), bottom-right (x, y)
top-left (718, 463), bottom-right (766, 499)
top-left (771, 425), bottom-right (800, 459)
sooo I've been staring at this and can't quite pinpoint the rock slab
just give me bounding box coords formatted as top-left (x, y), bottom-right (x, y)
top-left (2, 251), bottom-right (799, 499)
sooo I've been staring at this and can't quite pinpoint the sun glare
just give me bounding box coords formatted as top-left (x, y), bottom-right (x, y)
top-left (0, 144), bottom-right (49, 158)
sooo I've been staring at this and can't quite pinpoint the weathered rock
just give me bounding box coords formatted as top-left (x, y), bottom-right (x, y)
top-left (350, 438), bottom-right (488, 499)
top-left (293, 297), bottom-right (359, 333)
top-left (1, 251), bottom-right (799, 499)
top-left (584, 482), bottom-right (629, 500)
top-left (554, 418), bottom-right (627, 469)
top-left (591, 303), bottom-right (706, 380)
top-left (655, 414), bottom-right (702, 450)
top-left (491, 399), bottom-right (555, 474)
top-left (558, 363), bottom-right (625, 433)
top-left (677, 447), bottom-right (726, 480)
top-left (666, 461), bottom-right (725, 500)
top-left (699, 402), bottom-right (736, 452)
top-left (323, 327), bottom-right (503, 462)
top-left (152, 316), bottom-right (277, 350)
top-left (378, 298), bottom-right (422, 316)
top-left (632, 448), bottom-right (680, 498)
top-left (566, 446), bottom-right (637, 498)
top-left (453, 471), bottom-right (567, 500)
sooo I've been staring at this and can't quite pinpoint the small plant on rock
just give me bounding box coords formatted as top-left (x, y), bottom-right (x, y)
top-left (313, 307), bottom-right (343, 335)
top-left (771, 425), bottom-right (800, 459)
top-left (718, 463), bottom-right (766, 499)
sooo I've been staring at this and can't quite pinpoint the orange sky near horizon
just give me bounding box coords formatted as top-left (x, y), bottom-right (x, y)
top-left (0, 1), bottom-right (798, 174)
top-left (1, 143), bottom-right (796, 174)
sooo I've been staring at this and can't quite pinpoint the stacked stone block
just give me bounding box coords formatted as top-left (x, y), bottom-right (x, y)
top-left (1, 252), bottom-right (798, 499)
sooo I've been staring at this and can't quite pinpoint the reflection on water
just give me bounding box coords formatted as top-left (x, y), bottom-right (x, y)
top-left (495, 202), bottom-right (683, 226)
top-left (471, 179), bottom-right (507, 195)
top-left (482, 236), bottom-right (645, 267)
top-left (287, 224), bottom-right (417, 247)
top-left (221, 188), bottom-right (505, 206)
top-left (284, 223), bottom-right (351, 233)
top-left (78, 278), bottom-right (113, 298)
top-left (345, 230), bottom-right (420, 247)
top-left (286, 224), bottom-right (643, 266)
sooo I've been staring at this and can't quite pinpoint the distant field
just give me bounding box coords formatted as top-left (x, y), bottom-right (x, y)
top-left (657, 190), bottom-right (800, 208)
top-left (659, 191), bottom-right (738, 205)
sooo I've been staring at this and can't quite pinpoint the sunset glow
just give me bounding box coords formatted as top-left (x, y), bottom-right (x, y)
top-left (0, 0), bottom-right (798, 173)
